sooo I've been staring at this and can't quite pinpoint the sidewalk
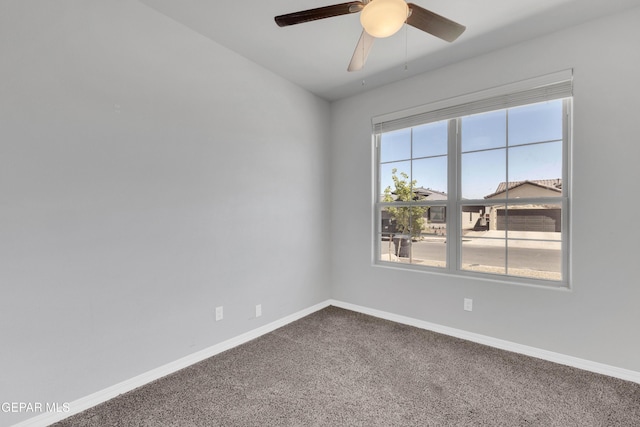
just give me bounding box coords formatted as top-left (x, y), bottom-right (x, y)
top-left (462, 230), bottom-right (561, 249)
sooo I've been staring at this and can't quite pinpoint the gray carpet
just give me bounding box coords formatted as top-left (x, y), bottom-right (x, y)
top-left (53, 306), bottom-right (640, 426)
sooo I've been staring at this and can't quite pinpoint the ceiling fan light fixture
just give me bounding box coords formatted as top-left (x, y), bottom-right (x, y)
top-left (360, 0), bottom-right (408, 38)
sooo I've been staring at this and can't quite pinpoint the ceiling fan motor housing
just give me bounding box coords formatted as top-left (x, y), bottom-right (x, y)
top-left (360, 0), bottom-right (409, 38)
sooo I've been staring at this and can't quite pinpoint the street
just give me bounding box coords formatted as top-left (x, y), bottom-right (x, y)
top-left (380, 239), bottom-right (561, 277)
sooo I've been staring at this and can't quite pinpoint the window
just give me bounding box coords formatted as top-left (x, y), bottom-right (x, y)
top-left (374, 72), bottom-right (572, 287)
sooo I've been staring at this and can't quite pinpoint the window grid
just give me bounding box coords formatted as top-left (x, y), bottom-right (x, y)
top-left (374, 98), bottom-right (571, 288)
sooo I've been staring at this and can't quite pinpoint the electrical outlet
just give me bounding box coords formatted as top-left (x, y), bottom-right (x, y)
top-left (255, 304), bottom-right (262, 318)
top-left (215, 306), bottom-right (223, 321)
top-left (464, 298), bottom-right (473, 312)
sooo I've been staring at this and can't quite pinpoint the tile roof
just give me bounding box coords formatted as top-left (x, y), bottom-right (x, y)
top-left (383, 187), bottom-right (448, 201)
top-left (485, 179), bottom-right (562, 199)
top-left (413, 187), bottom-right (448, 200)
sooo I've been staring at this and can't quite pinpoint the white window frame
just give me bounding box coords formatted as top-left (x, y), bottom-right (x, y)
top-left (372, 70), bottom-right (573, 288)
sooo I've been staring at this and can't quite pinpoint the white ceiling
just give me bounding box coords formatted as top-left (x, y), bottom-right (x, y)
top-left (139, 0), bottom-right (640, 101)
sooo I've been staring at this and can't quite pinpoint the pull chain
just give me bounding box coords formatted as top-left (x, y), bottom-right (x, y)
top-left (404, 23), bottom-right (408, 71)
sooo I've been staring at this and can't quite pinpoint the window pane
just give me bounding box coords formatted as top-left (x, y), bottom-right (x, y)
top-left (461, 237), bottom-right (506, 275)
top-left (508, 142), bottom-right (562, 196)
top-left (464, 204), bottom-right (507, 239)
top-left (380, 128), bottom-right (411, 162)
top-left (501, 203), bottom-right (562, 280)
top-left (506, 242), bottom-right (562, 281)
top-left (412, 156), bottom-right (448, 199)
top-left (411, 236), bottom-right (447, 268)
top-left (460, 205), bottom-right (490, 233)
top-left (461, 110), bottom-right (506, 152)
top-left (379, 207), bottom-right (445, 268)
top-left (380, 205), bottom-right (428, 238)
top-left (379, 233), bottom-right (412, 263)
top-left (380, 161), bottom-right (411, 202)
top-left (413, 121), bottom-right (447, 158)
top-left (508, 100), bottom-right (563, 147)
top-left (462, 203), bottom-right (507, 274)
top-left (461, 148), bottom-right (506, 200)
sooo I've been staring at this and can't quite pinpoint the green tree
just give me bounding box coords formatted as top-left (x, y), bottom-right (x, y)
top-left (383, 169), bottom-right (427, 239)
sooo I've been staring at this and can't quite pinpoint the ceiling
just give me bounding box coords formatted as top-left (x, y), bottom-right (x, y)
top-left (139, 0), bottom-right (640, 101)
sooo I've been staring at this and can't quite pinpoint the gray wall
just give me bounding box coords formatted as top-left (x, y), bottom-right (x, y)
top-left (330, 7), bottom-right (640, 372)
top-left (0, 2), bottom-right (330, 425)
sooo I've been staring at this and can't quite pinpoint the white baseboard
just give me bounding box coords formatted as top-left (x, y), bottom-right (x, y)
top-left (12, 300), bottom-right (331, 427)
top-left (328, 299), bottom-right (640, 385)
top-left (14, 298), bottom-right (639, 426)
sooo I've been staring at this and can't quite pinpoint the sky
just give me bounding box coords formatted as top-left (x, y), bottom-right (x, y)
top-left (379, 99), bottom-right (564, 200)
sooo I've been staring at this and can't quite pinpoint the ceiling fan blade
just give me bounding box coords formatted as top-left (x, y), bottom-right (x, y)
top-left (347, 30), bottom-right (375, 72)
top-left (275, 2), bottom-right (365, 27)
top-left (406, 3), bottom-right (466, 42)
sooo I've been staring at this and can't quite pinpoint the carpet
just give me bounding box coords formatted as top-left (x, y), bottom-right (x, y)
top-left (53, 306), bottom-right (640, 426)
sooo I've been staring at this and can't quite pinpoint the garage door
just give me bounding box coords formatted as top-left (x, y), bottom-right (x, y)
top-left (496, 209), bottom-right (561, 232)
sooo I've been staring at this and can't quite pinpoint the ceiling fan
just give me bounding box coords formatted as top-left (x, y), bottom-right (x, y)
top-left (275, 0), bottom-right (465, 72)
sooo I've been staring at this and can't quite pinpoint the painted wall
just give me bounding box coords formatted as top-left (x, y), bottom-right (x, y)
top-left (330, 7), bottom-right (640, 372)
top-left (0, 1), bottom-right (330, 425)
